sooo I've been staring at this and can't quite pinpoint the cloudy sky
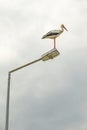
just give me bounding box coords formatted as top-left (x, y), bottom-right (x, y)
top-left (0, 0), bottom-right (87, 130)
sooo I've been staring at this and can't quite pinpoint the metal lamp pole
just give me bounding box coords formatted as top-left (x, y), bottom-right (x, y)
top-left (5, 48), bottom-right (59, 130)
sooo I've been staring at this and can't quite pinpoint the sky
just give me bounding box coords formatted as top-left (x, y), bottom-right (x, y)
top-left (0, 0), bottom-right (87, 130)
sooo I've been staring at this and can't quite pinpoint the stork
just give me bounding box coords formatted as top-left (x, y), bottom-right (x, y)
top-left (42, 24), bottom-right (68, 48)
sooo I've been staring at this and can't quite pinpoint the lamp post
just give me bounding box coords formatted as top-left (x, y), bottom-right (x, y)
top-left (5, 48), bottom-right (59, 130)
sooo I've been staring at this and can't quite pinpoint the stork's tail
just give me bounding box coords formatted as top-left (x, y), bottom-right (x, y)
top-left (42, 35), bottom-right (47, 39)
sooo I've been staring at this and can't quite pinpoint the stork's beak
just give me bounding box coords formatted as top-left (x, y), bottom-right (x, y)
top-left (63, 26), bottom-right (68, 31)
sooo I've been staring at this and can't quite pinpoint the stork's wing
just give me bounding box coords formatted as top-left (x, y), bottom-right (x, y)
top-left (42, 30), bottom-right (62, 39)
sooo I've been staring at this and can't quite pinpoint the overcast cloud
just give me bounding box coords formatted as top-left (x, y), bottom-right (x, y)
top-left (0, 0), bottom-right (87, 130)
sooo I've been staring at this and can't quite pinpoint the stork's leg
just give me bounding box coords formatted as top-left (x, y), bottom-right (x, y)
top-left (54, 38), bottom-right (56, 48)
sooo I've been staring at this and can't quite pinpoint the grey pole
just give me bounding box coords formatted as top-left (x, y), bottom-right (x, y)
top-left (5, 57), bottom-right (42, 130)
top-left (5, 72), bottom-right (11, 130)
top-left (5, 48), bottom-right (59, 130)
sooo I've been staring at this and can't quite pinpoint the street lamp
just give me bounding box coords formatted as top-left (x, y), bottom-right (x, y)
top-left (5, 48), bottom-right (60, 130)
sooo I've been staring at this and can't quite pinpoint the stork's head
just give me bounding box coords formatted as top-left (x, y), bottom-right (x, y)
top-left (61, 24), bottom-right (68, 31)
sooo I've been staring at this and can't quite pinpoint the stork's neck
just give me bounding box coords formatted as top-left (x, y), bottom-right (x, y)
top-left (61, 27), bottom-right (64, 31)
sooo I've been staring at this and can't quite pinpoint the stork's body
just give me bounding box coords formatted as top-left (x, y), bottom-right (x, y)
top-left (42, 24), bottom-right (68, 48)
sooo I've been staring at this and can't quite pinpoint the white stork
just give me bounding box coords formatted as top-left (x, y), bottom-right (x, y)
top-left (42, 24), bottom-right (68, 48)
